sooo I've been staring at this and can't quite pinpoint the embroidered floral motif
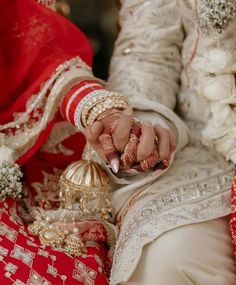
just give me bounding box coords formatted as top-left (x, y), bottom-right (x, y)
top-left (10, 245), bottom-right (35, 267)
top-left (9, 203), bottom-right (24, 226)
top-left (94, 254), bottom-right (104, 273)
top-left (73, 261), bottom-right (97, 285)
top-left (37, 0), bottom-right (56, 10)
top-left (14, 280), bottom-right (25, 285)
top-left (31, 168), bottom-right (63, 209)
top-left (37, 249), bottom-right (49, 258)
top-left (5, 262), bottom-right (18, 274)
top-left (0, 57), bottom-right (92, 162)
top-left (40, 122), bottom-right (76, 155)
top-left (0, 222), bottom-right (18, 242)
top-left (110, 169), bottom-right (232, 284)
top-left (26, 240), bottom-right (39, 247)
top-left (47, 264), bottom-right (58, 277)
top-left (26, 269), bottom-right (51, 285)
top-left (0, 245), bottom-right (9, 256)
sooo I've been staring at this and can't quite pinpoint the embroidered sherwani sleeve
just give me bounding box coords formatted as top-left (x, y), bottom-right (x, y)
top-left (108, 0), bottom-right (188, 151)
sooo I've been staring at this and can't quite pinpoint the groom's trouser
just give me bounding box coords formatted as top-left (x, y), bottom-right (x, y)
top-left (127, 217), bottom-right (235, 285)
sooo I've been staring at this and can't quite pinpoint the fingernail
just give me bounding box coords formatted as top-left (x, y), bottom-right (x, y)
top-left (110, 120), bottom-right (118, 133)
top-left (110, 158), bottom-right (120, 173)
top-left (124, 107), bottom-right (133, 116)
top-left (91, 121), bottom-right (100, 133)
top-left (143, 121), bottom-right (152, 127)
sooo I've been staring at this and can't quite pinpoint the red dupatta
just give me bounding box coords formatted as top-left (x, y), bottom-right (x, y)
top-left (0, 0), bottom-right (93, 164)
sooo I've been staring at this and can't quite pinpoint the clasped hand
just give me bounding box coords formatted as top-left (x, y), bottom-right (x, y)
top-left (85, 108), bottom-right (176, 173)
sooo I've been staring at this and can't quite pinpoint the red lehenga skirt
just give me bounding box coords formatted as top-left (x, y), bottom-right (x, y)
top-left (0, 130), bottom-right (110, 285)
top-left (0, 0), bottom-right (110, 284)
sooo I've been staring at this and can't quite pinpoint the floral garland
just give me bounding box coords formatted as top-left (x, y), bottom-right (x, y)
top-left (198, 48), bottom-right (236, 163)
top-left (0, 161), bottom-right (23, 200)
top-left (0, 135), bottom-right (23, 201)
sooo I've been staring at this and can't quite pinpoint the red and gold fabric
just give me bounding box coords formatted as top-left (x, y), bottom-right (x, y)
top-left (0, 199), bottom-right (110, 285)
top-left (230, 170), bottom-right (236, 257)
top-left (0, 0), bottom-right (110, 284)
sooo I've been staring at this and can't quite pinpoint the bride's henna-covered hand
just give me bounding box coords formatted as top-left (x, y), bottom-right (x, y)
top-left (85, 108), bottom-right (133, 173)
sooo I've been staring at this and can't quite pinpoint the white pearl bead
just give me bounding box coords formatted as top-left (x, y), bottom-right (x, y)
top-left (73, 228), bottom-right (79, 234)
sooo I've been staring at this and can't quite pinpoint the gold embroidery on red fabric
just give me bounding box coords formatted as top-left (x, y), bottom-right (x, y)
top-left (26, 269), bottom-right (51, 285)
top-left (73, 260), bottom-right (97, 285)
top-left (31, 168), bottom-right (63, 208)
top-left (10, 245), bottom-right (35, 267)
top-left (0, 222), bottom-right (18, 242)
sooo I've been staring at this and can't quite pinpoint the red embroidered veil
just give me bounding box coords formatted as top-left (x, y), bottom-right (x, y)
top-left (0, 0), bottom-right (93, 162)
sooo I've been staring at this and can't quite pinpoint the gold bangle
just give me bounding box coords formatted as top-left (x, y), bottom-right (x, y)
top-left (81, 94), bottom-right (127, 126)
top-left (97, 109), bottom-right (121, 121)
top-left (86, 98), bottom-right (129, 126)
top-left (81, 92), bottom-right (130, 127)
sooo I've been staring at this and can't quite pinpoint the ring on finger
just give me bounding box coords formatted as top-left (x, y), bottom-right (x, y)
top-left (154, 136), bottom-right (159, 146)
top-left (140, 148), bottom-right (160, 171)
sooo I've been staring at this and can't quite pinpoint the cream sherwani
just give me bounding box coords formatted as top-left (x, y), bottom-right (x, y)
top-left (107, 0), bottom-right (236, 284)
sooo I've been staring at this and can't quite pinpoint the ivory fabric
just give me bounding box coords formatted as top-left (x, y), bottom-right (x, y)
top-left (127, 217), bottom-right (235, 285)
top-left (107, 0), bottom-right (236, 284)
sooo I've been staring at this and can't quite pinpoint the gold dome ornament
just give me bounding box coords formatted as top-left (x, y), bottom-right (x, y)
top-left (29, 159), bottom-right (116, 258)
top-left (59, 160), bottom-right (113, 221)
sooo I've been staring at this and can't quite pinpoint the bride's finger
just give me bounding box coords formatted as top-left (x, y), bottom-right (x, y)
top-left (85, 121), bottom-right (107, 162)
top-left (98, 133), bottom-right (120, 173)
top-left (154, 124), bottom-right (171, 160)
top-left (137, 121), bottom-right (156, 161)
top-left (85, 121), bottom-right (104, 144)
top-left (112, 107), bottom-right (133, 152)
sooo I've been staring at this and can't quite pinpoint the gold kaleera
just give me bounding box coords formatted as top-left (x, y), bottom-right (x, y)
top-left (29, 151), bottom-right (115, 257)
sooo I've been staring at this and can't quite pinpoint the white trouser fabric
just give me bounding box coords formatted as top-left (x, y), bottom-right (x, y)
top-left (126, 217), bottom-right (235, 285)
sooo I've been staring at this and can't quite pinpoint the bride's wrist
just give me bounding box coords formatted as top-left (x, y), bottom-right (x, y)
top-left (60, 78), bottom-right (130, 132)
top-left (60, 79), bottom-right (105, 129)
top-left (82, 92), bottom-right (130, 128)
top-left (97, 108), bottom-right (121, 121)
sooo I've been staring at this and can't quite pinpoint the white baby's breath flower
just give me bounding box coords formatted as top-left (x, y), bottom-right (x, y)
top-left (201, 74), bottom-right (236, 101)
top-left (210, 102), bottom-right (236, 128)
top-left (0, 161), bottom-right (23, 201)
top-left (206, 48), bottom-right (235, 73)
